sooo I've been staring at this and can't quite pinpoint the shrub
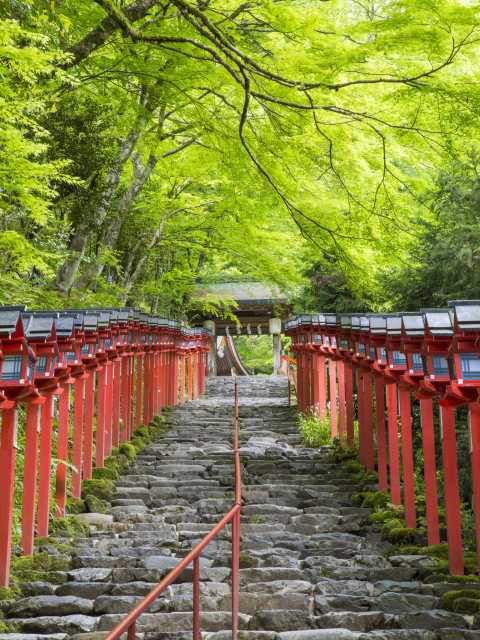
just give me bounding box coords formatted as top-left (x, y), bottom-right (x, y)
top-left (297, 411), bottom-right (332, 447)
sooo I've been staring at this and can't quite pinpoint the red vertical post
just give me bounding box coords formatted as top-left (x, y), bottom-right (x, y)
top-left (337, 360), bottom-right (346, 441)
top-left (318, 355), bottom-right (327, 418)
top-left (375, 377), bottom-right (388, 492)
top-left (357, 370), bottom-right (366, 465)
top-left (112, 359), bottom-right (121, 445)
top-left (0, 405), bottom-right (17, 586)
top-left (179, 354), bottom-right (185, 404)
top-left (21, 401), bottom-right (41, 555)
top-left (345, 362), bottom-right (355, 448)
top-left (135, 355), bottom-right (143, 427)
top-left (420, 398), bottom-right (441, 545)
top-left (363, 372), bottom-right (374, 470)
top-left (129, 354), bottom-right (136, 428)
top-left (37, 395), bottom-right (53, 537)
top-left (329, 360), bottom-right (337, 437)
top-left (173, 349), bottom-right (179, 405)
top-left (399, 388), bottom-right (416, 528)
top-left (95, 366), bottom-right (106, 467)
top-left (440, 404), bottom-right (464, 575)
top-left (123, 356), bottom-right (132, 434)
top-left (143, 353), bottom-right (150, 425)
top-left (188, 354), bottom-right (194, 400)
top-left (469, 403), bottom-right (480, 569)
top-left (104, 362), bottom-right (113, 457)
top-left (83, 372), bottom-right (95, 480)
top-left (55, 385), bottom-right (70, 517)
top-left (71, 376), bottom-right (85, 499)
top-left (386, 383), bottom-right (401, 506)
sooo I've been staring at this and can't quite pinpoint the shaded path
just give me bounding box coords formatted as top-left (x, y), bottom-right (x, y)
top-left (1, 377), bottom-right (478, 640)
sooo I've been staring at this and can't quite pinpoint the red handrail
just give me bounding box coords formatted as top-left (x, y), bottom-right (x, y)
top-left (105, 380), bottom-right (242, 640)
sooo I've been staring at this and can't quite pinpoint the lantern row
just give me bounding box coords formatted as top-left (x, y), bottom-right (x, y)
top-left (0, 306), bottom-right (211, 587)
top-left (286, 301), bottom-right (480, 576)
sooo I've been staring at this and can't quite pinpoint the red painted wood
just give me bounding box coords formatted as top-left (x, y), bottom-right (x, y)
top-left (71, 377), bottom-right (85, 499)
top-left (386, 383), bottom-right (401, 506)
top-left (329, 360), bottom-right (337, 438)
top-left (375, 377), bottom-right (388, 492)
top-left (345, 362), bottom-right (355, 448)
top-left (337, 360), bottom-right (346, 441)
top-left (470, 404), bottom-right (480, 570)
top-left (188, 354), bottom-right (194, 401)
top-left (357, 370), bottom-right (366, 465)
top-left (83, 372), bottom-right (95, 480)
top-left (37, 395), bottom-right (54, 537)
top-left (318, 355), bottom-right (327, 418)
top-left (419, 398), bottom-right (441, 545)
top-left (22, 401), bottom-right (41, 555)
top-left (0, 407), bottom-right (17, 586)
top-left (104, 362), bottom-right (113, 457)
top-left (179, 354), bottom-right (185, 404)
top-left (135, 355), bottom-right (143, 428)
top-left (55, 385), bottom-right (70, 517)
top-left (112, 360), bottom-right (121, 444)
top-left (399, 388), bottom-right (416, 528)
top-left (440, 405), bottom-right (464, 575)
top-left (96, 366), bottom-right (106, 468)
top-left (363, 372), bottom-right (374, 470)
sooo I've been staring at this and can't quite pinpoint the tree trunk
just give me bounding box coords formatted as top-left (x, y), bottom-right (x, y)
top-left (75, 152), bottom-right (158, 289)
top-left (55, 127), bottom-right (142, 293)
top-left (120, 220), bottom-right (165, 302)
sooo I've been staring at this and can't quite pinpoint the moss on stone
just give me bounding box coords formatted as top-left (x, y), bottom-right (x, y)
top-left (239, 553), bottom-right (259, 568)
top-left (352, 490), bottom-right (389, 509)
top-left (81, 478), bottom-right (115, 501)
top-left (385, 527), bottom-right (417, 544)
top-left (0, 620), bottom-right (19, 633)
top-left (134, 426), bottom-right (150, 439)
top-left (93, 466), bottom-right (119, 480)
top-left (249, 515), bottom-right (266, 524)
top-left (11, 551), bottom-right (71, 585)
top-left (343, 460), bottom-right (365, 474)
top-left (84, 494), bottom-right (109, 513)
top-left (66, 497), bottom-right (86, 514)
top-left (131, 436), bottom-right (146, 452)
top-left (441, 589), bottom-right (480, 611)
top-left (425, 573), bottom-right (480, 584)
top-left (0, 586), bottom-right (20, 601)
top-left (118, 443), bottom-right (137, 460)
top-left (49, 515), bottom-right (89, 538)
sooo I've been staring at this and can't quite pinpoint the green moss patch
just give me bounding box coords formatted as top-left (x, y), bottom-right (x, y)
top-left (118, 443), bottom-right (137, 460)
top-left (81, 478), bottom-right (114, 501)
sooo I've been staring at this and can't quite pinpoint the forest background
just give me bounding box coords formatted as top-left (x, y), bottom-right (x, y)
top-left (2, 0), bottom-right (480, 322)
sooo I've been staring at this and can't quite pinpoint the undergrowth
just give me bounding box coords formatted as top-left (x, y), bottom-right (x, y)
top-left (297, 411), bottom-right (332, 447)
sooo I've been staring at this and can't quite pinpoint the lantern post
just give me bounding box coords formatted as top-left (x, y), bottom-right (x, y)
top-left (444, 300), bottom-right (480, 573)
top-left (337, 315), bottom-right (353, 444)
top-left (370, 315), bottom-right (401, 505)
top-left (311, 315), bottom-right (328, 419)
top-left (418, 309), bottom-right (457, 554)
top-left (324, 313), bottom-right (338, 437)
top-left (55, 315), bottom-right (84, 513)
top-left (80, 314), bottom-right (100, 480)
top-left (22, 313), bottom-right (62, 539)
top-left (399, 311), bottom-right (440, 543)
top-left (351, 315), bottom-right (374, 462)
top-left (0, 307), bottom-right (35, 586)
top-left (384, 314), bottom-right (416, 527)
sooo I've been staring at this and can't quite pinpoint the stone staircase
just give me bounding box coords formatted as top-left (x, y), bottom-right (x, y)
top-left (2, 376), bottom-right (480, 640)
